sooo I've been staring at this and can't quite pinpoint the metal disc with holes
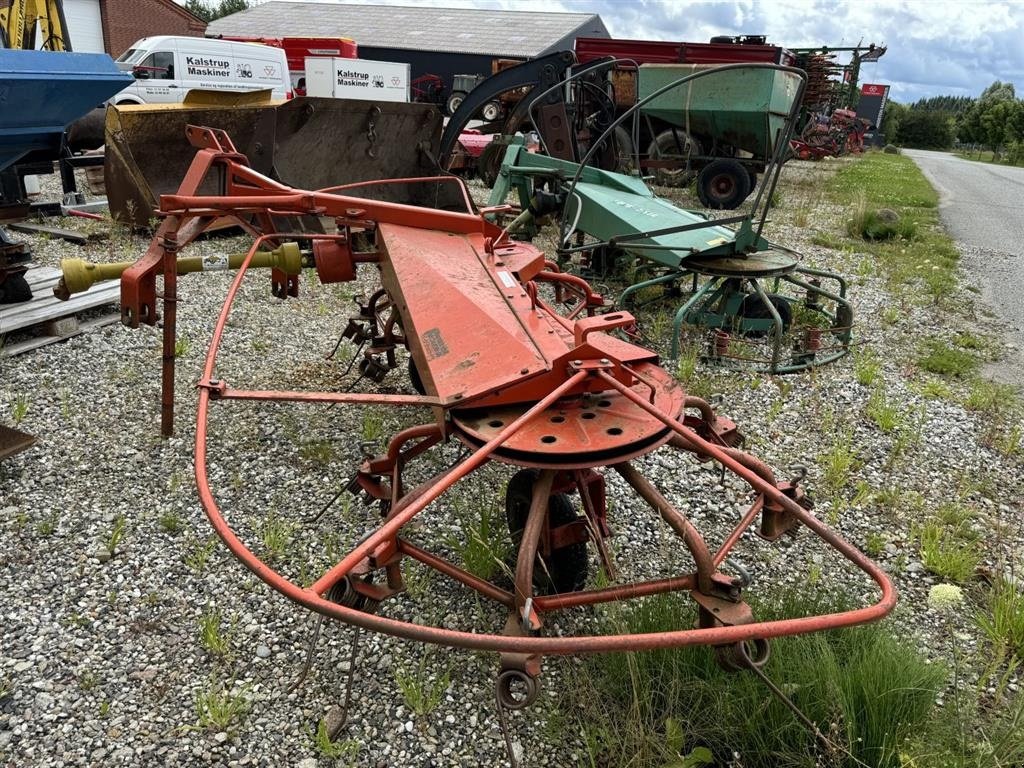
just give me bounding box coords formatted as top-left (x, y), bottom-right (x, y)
top-left (451, 362), bottom-right (684, 469)
top-left (685, 248), bottom-right (799, 278)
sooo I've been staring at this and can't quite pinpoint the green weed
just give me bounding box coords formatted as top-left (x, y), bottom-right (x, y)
top-left (866, 387), bottom-right (901, 433)
top-left (310, 718), bottom-right (361, 761)
top-left (198, 606), bottom-right (232, 658)
top-left (917, 340), bottom-right (979, 378)
top-left (10, 393), bottom-right (29, 425)
top-left (194, 681), bottom-right (250, 731)
top-left (569, 591), bottom-right (943, 768)
top-left (818, 429), bottom-right (860, 494)
top-left (918, 521), bottom-right (980, 583)
top-left (976, 578), bottom-right (1024, 662)
top-left (394, 653), bottom-right (450, 717)
top-left (853, 349), bottom-right (881, 386)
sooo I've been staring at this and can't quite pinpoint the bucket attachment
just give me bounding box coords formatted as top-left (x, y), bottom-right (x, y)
top-left (105, 93), bottom-right (456, 227)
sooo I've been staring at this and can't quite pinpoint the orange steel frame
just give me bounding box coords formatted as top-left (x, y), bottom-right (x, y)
top-left (121, 126), bottom-right (895, 683)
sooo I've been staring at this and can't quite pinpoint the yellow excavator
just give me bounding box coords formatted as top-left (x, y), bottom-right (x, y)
top-left (0, 0), bottom-right (70, 51)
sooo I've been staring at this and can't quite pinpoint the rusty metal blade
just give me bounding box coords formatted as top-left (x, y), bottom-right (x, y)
top-left (0, 424), bottom-right (36, 460)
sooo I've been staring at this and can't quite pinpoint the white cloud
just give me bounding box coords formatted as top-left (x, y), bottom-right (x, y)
top-left (218, 0), bottom-right (1024, 102)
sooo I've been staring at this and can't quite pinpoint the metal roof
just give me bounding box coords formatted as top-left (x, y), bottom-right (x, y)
top-left (206, 1), bottom-right (607, 58)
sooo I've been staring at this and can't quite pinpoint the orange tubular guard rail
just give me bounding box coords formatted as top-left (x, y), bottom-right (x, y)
top-left (192, 233), bottom-right (897, 657)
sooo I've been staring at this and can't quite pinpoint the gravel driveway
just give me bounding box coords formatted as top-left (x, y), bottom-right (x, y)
top-left (903, 149), bottom-right (1024, 385)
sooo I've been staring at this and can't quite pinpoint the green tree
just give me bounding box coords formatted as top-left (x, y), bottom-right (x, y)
top-left (896, 110), bottom-right (955, 149)
top-left (958, 80), bottom-right (1021, 150)
top-left (185, 0), bottom-right (250, 22)
top-left (880, 100), bottom-right (907, 142)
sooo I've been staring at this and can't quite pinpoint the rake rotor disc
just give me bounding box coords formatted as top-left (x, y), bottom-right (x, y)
top-left (451, 362), bottom-right (684, 469)
top-left (686, 248), bottom-right (799, 278)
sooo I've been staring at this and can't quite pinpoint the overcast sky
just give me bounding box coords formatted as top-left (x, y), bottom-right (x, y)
top-left (229, 0), bottom-right (1024, 103)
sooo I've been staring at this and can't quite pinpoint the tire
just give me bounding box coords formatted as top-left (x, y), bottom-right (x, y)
top-left (612, 125), bottom-right (636, 174)
top-left (446, 91), bottom-right (466, 116)
top-left (647, 129), bottom-right (703, 187)
top-left (408, 356), bottom-right (426, 395)
top-left (737, 293), bottom-right (792, 338)
top-left (696, 158), bottom-right (752, 209)
top-left (746, 169), bottom-right (758, 191)
top-left (478, 142), bottom-right (503, 187)
top-left (481, 100), bottom-right (502, 122)
top-left (505, 470), bottom-right (588, 595)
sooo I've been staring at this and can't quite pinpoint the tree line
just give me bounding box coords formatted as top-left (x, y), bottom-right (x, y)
top-left (882, 81), bottom-right (1024, 160)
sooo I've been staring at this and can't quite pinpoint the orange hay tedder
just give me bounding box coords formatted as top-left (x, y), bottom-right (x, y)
top-left (81, 124), bottom-right (895, 761)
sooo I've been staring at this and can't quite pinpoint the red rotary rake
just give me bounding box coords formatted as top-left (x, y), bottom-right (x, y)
top-left (105, 125), bottom-right (895, 760)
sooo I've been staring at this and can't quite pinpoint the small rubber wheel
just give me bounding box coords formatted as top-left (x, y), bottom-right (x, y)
top-left (505, 470), bottom-right (588, 594)
top-left (408, 356), bottom-right (426, 395)
top-left (697, 158), bottom-right (752, 209)
top-left (482, 100), bottom-right (502, 122)
top-left (736, 293), bottom-right (792, 338)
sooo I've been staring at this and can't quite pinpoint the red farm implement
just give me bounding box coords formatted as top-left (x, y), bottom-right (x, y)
top-left (68, 124), bottom-right (896, 761)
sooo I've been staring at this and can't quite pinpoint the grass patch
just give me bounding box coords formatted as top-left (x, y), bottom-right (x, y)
top-left (194, 681), bottom-right (250, 731)
top-left (976, 578), bottom-right (1024, 662)
top-left (918, 520), bottom-right (981, 583)
top-left (826, 154), bottom-right (958, 304)
top-left (917, 339), bottom-right (979, 378)
top-left (568, 591), bottom-right (944, 768)
top-left (394, 652), bottom-right (450, 717)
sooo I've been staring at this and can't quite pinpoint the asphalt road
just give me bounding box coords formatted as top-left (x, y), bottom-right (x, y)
top-left (903, 149), bottom-right (1024, 384)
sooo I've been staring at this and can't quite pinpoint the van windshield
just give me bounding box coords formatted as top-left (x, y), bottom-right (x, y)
top-left (117, 49), bottom-right (145, 64)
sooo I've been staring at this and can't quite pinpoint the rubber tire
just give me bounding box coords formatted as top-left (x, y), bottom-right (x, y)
top-left (482, 100), bottom-right (502, 122)
top-left (737, 293), bottom-right (793, 338)
top-left (446, 91), bottom-right (466, 116)
top-left (505, 470), bottom-right (588, 595)
top-left (612, 125), bottom-right (636, 174)
top-left (408, 356), bottom-right (426, 395)
top-left (697, 158), bottom-right (752, 210)
top-left (478, 142), bottom-right (502, 187)
top-left (647, 129), bottom-right (703, 187)
top-left (746, 169), bottom-right (758, 191)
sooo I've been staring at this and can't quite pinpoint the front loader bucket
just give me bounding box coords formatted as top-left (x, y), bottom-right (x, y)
top-left (105, 92), bottom-right (454, 227)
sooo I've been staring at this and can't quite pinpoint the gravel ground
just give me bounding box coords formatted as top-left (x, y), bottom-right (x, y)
top-left (1, 159), bottom-right (1022, 767)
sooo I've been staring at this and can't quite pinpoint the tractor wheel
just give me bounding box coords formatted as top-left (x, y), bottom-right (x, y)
top-left (736, 293), bottom-right (792, 338)
top-left (481, 100), bottom-right (502, 122)
top-left (647, 129), bottom-right (703, 187)
top-left (505, 470), bottom-right (588, 595)
top-left (746, 169), bottom-right (758, 192)
top-left (446, 91), bottom-right (467, 116)
top-left (696, 158), bottom-right (752, 210)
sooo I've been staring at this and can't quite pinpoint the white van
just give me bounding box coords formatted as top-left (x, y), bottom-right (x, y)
top-left (112, 36), bottom-right (289, 105)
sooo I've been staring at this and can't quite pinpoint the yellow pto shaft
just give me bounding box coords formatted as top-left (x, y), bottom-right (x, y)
top-left (54, 243), bottom-right (305, 300)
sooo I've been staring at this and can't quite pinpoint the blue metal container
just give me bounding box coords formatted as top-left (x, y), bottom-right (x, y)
top-left (0, 49), bottom-right (132, 172)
